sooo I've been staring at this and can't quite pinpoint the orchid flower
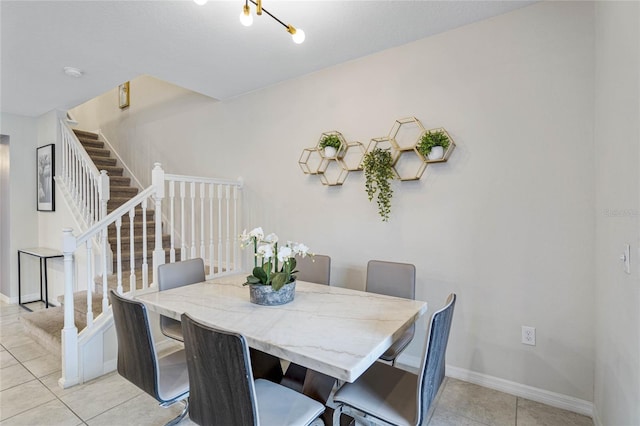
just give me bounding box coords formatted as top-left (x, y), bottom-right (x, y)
top-left (292, 243), bottom-right (310, 258)
top-left (249, 227), bottom-right (264, 241)
top-left (264, 233), bottom-right (278, 244)
top-left (257, 244), bottom-right (273, 260)
top-left (242, 226), bottom-right (311, 290)
top-left (277, 246), bottom-right (293, 263)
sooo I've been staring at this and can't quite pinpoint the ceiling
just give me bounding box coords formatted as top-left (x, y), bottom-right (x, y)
top-left (1, 0), bottom-right (535, 117)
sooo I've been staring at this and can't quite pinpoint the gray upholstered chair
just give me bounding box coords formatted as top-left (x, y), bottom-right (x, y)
top-left (157, 258), bottom-right (206, 342)
top-left (366, 260), bottom-right (416, 365)
top-left (181, 313), bottom-right (325, 426)
top-left (332, 294), bottom-right (457, 426)
top-left (295, 254), bottom-right (331, 285)
top-left (109, 290), bottom-right (189, 426)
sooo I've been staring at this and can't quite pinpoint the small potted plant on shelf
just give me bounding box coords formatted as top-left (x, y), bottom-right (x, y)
top-left (362, 148), bottom-right (395, 222)
top-left (239, 227), bottom-right (311, 306)
top-left (417, 130), bottom-right (451, 161)
top-left (319, 134), bottom-right (342, 158)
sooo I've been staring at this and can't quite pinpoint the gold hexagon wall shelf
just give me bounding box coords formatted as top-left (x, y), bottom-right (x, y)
top-left (389, 117), bottom-right (425, 151)
top-left (319, 158), bottom-right (349, 186)
top-left (317, 131), bottom-right (347, 160)
top-left (366, 137), bottom-right (401, 166)
top-left (417, 127), bottom-right (456, 164)
top-left (342, 141), bottom-right (366, 171)
top-left (298, 148), bottom-right (324, 175)
top-left (393, 150), bottom-right (428, 181)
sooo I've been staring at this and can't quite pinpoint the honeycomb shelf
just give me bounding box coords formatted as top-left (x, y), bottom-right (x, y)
top-left (298, 118), bottom-right (455, 186)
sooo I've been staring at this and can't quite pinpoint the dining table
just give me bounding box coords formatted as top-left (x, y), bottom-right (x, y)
top-left (136, 273), bottom-right (428, 383)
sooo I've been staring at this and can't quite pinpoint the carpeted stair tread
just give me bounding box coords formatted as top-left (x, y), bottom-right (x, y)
top-left (85, 147), bottom-right (111, 157)
top-left (110, 186), bottom-right (139, 197)
top-left (72, 129), bottom-right (99, 140)
top-left (92, 157), bottom-right (117, 167)
top-left (19, 307), bottom-right (86, 358)
top-left (78, 139), bottom-right (105, 149)
top-left (97, 165), bottom-right (123, 176)
top-left (109, 176), bottom-right (131, 186)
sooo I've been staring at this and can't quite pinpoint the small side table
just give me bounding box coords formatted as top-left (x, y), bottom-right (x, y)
top-left (18, 247), bottom-right (63, 312)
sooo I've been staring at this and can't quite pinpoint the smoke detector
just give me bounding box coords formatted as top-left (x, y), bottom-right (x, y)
top-left (63, 67), bottom-right (83, 78)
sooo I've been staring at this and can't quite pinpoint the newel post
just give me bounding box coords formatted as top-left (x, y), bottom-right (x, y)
top-left (59, 228), bottom-right (79, 389)
top-left (152, 162), bottom-right (165, 285)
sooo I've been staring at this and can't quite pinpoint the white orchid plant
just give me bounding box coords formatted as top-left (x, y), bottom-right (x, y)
top-left (240, 227), bottom-right (311, 291)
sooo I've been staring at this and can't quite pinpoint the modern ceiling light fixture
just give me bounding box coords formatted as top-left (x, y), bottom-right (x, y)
top-left (240, 0), bottom-right (305, 44)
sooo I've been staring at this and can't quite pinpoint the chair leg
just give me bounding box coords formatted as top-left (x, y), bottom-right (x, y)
top-left (164, 399), bottom-right (189, 426)
top-left (333, 404), bottom-right (344, 426)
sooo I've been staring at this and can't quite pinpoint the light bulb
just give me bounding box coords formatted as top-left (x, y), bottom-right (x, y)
top-left (239, 5), bottom-right (253, 27)
top-left (193, 0), bottom-right (208, 5)
top-left (291, 28), bottom-right (305, 44)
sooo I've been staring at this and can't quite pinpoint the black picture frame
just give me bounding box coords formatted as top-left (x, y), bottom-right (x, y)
top-left (37, 144), bottom-right (55, 212)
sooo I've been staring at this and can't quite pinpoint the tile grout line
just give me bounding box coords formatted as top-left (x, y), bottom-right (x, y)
top-left (1, 315), bottom-right (87, 424)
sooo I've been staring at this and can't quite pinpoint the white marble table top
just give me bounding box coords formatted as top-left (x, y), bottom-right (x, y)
top-left (136, 273), bottom-right (427, 382)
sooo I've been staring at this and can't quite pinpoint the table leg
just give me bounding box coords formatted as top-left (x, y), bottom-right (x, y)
top-left (43, 258), bottom-right (49, 308)
top-left (18, 251), bottom-right (22, 305)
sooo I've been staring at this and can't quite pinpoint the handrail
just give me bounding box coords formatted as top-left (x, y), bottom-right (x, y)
top-left (61, 122), bottom-right (101, 178)
top-left (59, 120), bottom-right (109, 229)
top-left (165, 173), bottom-right (243, 187)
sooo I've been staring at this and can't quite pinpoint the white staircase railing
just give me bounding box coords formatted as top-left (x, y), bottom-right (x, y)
top-left (60, 121), bottom-right (109, 228)
top-left (59, 163), bottom-right (243, 388)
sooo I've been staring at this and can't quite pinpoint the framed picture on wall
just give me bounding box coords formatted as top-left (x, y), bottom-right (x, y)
top-left (119, 81), bottom-right (130, 109)
top-left (37, 144), bottom-right (55, 212)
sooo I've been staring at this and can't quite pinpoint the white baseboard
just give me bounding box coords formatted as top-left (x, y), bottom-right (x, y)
top-left (397, 355), bottom-right (593, 418)
top-left (591, 404), bottom-right (603, 426)
top-left (0, 292), bottom-right (59, 306)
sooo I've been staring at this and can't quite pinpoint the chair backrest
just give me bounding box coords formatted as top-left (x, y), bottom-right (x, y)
top-left (109, 289), bottom-right (159, 400)
top-left (181, 313), bottom-right (258, 425)
top-left (417, 293), bottom-right (456, 424)
top-left (366, 260), bottom-right (415, 299)
top-left (157, 258), bottom-right (206, 291)
top-left (295, 254), bottom-right (331, 285)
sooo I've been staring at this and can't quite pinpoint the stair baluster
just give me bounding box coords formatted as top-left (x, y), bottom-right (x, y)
top-left (190, 181), bottom-right (197, 259)
top-left (217, 184), bottom-right (223, 273)
top-left (209, 183), bottom-right (215, 273)
top-left (169, 180), bottom-right (176, 263)
top-left (181, 181), bottom-right (187, 261)
top-left (86, 240), bottom-right (94, 328)
top-left (115, 217), bottom-right (123, 295)
top-left (200, 183), bottom-right (206, 259)
top-left (129, 207), bottom-right (136, 292)
top-left (141, 198), bottom-right (148, 289)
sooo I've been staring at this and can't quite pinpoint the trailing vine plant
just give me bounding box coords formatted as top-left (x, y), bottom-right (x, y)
top-left (363, 148), bottom-right (395, 222)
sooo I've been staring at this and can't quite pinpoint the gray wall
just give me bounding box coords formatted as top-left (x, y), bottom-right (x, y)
top-left (71, 1), bottom-right (599, 404)
top-left (593, 2), bottom-right (640, 425)
top-left (0, 113), bottom-right (38, 301)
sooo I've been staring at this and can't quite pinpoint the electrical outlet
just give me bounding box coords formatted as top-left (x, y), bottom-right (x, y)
top-left (521, 326), bottom-right (536, 346)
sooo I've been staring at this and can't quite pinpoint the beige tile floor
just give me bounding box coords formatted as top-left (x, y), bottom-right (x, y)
top-left (0, 300), bottom-right (593, 426)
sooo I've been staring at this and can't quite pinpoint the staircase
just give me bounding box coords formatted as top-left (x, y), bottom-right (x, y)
top-left (73, 130), bottom-right (178, 273)
top-left (19, 119), bottom-right (243, 388)
top-left (19, 129), bottom-right (174, 359)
